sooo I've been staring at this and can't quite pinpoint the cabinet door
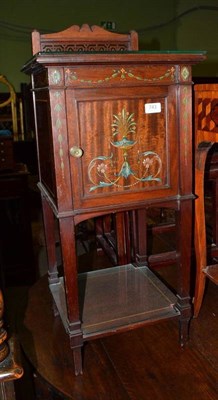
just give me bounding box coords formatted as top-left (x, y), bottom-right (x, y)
top-left (67, 85), bottom-right (179, 212)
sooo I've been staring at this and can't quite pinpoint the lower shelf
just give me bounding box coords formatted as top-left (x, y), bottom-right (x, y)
top-left (50, 264), bottom-right (180, 340)
top-left (203, 264), bottom-right (218, 284)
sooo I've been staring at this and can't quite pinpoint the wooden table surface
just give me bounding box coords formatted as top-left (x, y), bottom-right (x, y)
top-left (18, 276), bottom-right (130, 399)
top-left (16, 275), bottom-right (218, 400)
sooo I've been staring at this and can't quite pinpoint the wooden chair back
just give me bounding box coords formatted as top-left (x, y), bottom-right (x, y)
top-left (0, 75), bottom-right (18, 140)
top-left (194, 83), bottom-right (218, 316)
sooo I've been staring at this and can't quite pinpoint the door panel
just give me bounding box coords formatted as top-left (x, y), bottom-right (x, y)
top-left (67, 86), bottom-right (178, 211)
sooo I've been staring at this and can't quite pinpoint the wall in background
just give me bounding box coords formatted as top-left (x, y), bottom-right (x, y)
top-left (0, 0), bottom-right (217, 91)
top-left (176, 0), bottom-right (218, 77)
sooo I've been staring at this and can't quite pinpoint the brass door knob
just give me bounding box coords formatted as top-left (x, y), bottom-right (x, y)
top-left (69, 146), bottom-right (83, 158)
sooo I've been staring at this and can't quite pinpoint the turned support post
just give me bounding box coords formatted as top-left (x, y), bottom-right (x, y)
top-left (0, 290), bottom-right (9, 363)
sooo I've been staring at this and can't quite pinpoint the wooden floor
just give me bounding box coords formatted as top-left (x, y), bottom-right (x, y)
top-left (2, 200), bottom-right (218, 400)
top-left (4, 266), bottom-right (218, 400)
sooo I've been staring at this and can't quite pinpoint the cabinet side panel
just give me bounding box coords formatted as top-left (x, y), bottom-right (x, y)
top-left (35, 91), bottom-right (56, 199)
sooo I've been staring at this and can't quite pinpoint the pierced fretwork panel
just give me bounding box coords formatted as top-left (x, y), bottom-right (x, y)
top-left (41, 42), bottom-right (130, 52)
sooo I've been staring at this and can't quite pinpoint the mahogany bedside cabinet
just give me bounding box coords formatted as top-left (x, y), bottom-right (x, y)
top-left (22, 26), bottom-right (206, 375)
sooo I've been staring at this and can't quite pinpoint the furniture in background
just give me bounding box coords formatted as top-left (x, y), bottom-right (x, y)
top-left (204, 145), bottom-right (218, 260)
top-left (0, 165), bottom-right (35, 286)
top-left (0, 288), bottom-right (23, 399)
top-left (0, 75), bottom-right (24, 144)
top-left (0, 76), bottom-right (18, 137)
top-left (0, 76), bottom-right (36, 286)
top-left (0, 75), bottom-right (16, 171)
top-left (0, 76), bottom-right (36, 169)
top-left (23, 23), bottom-right (205, 375)
top-left (194, 83), bottom-right (218, 317)
top-left (0, 135), bottom-right (14, 172)
top-left (20, 83), bottom-right (35, 142)
top-left (0, 75), bottom-right (34, 172)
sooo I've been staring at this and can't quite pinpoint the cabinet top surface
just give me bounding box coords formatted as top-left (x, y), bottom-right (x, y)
top-left (22, 50), bottom-right (206, 71)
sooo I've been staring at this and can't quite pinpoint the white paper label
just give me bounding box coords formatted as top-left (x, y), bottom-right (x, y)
top-left (145, 102), bottom-right (161, 114)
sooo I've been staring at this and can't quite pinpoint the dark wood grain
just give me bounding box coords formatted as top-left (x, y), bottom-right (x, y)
top-left (22, 23), bottom-right (206, 374)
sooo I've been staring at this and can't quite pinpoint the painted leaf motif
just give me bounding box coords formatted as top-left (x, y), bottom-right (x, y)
top-left (117, 161), bottom-right (135, 179)
top-left (90, 182), bottom-right (113, 192)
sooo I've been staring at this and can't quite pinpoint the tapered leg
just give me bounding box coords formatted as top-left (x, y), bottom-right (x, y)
top-left (175, 200), bottom-right (193, 345)
top-left (95, 215), bottom-right (110, 256)
top-left (71, 342), bottom-right (83, 376)
top-left (115, 211), bottom-right (131, 265)
top-left (41, 195), bottom-right (59, 284)
top-left (59, 217), bottom-right (83, 375)
top-left (132, 209), bottom-right (148, 265)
